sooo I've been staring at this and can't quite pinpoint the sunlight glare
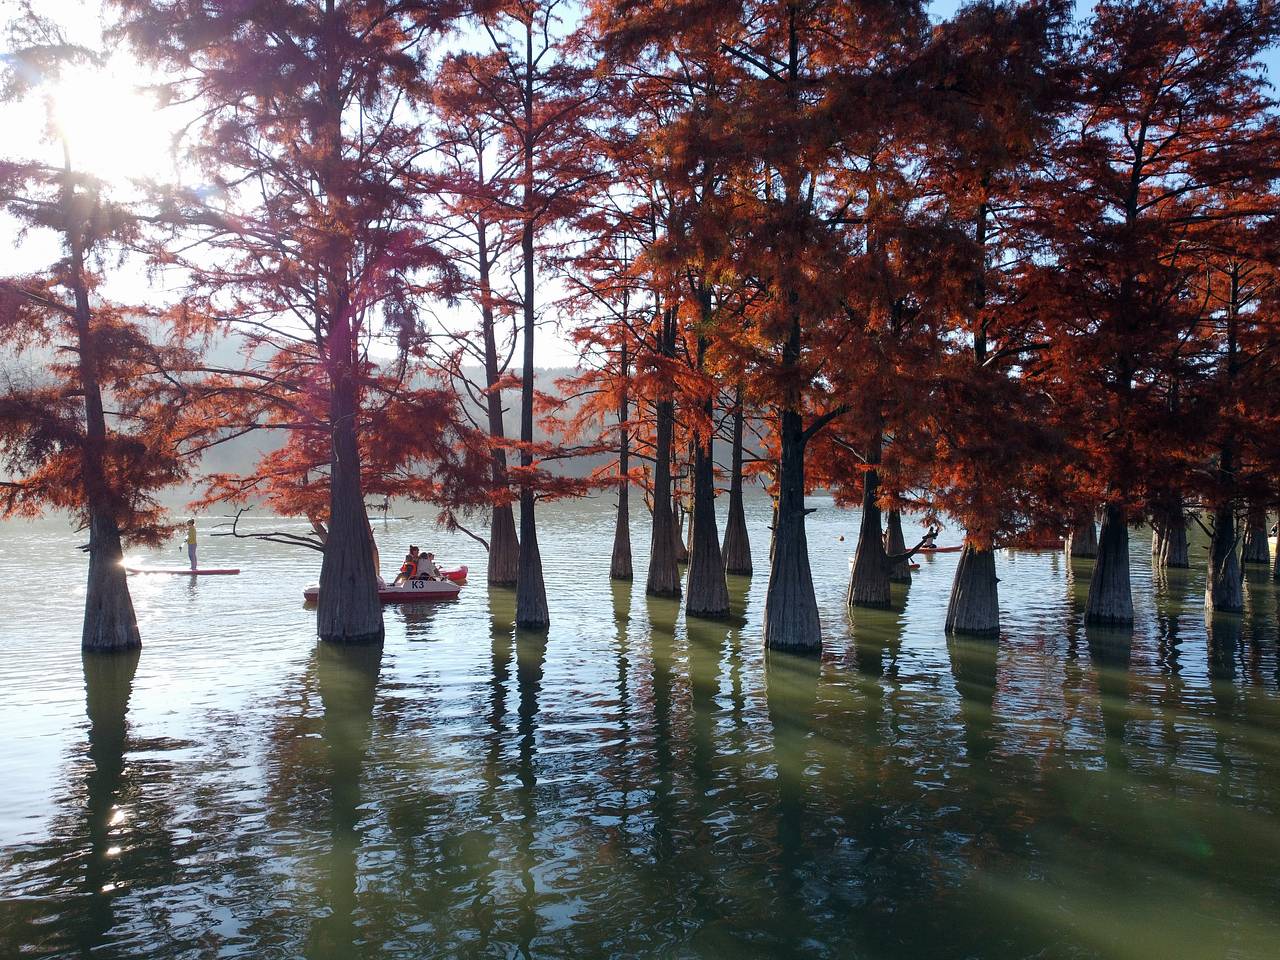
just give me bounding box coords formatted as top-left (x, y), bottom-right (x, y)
top-left (46, 58), bottom-right (176, 186)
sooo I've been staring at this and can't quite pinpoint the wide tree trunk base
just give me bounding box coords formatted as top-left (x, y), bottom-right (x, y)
top-left (488, 504), bottom-right (519, 586)
top-left (1242, 507), bottom-right (1269, 566)
top-left (1068, 518), bottom-right (1097, 559)
top-left (1205, 505), bottom-right (1244, 615)
top-left (886, 510), bottom-right (912, 585)
top-left (1152, 510), bottom-right (1189, 569)
top-left (610, 491), bottom-right (633, 581)
top-left (722, 497), bottom-right (753, 576)
top-left (82, 511), bottom-right (141, 652)
top-left (646, 501), bottom-right (682, 598)
top-left (82, 564), bottom-right (141, 652)
top-left (764, 412), bottom-right (821, 653)
top-left (945, 544), bottom-right (999, 636)
top-left (686, 440), bottom-right (730, 619)
top-left (1085, 504), bottom-right (1133, 626)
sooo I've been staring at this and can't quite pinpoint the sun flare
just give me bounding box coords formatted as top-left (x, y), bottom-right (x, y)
top-left (46, 58), bottom-right (176, 186)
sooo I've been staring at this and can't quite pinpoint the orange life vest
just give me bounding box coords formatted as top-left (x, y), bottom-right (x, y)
top-left (399, 559), bottom-right (417, 578)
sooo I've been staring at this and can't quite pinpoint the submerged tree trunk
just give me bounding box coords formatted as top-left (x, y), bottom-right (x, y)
top-left (610, 352), bottom-right (632, 581)
top-left (646, 392), bottom-right (681, 598)
top-left (514, 33), bottom-right (548, 629)
top-left (849, 431), bottom-right (891, 609)
top-left (1242, 505), bottom-right (1269, 566)
top-left (686, 408), bottom-right (730, 619)
top-left (1085, 503), bottom-right (1133, 626)
top-left (514, 251), bottom-right (548, 626)
top-left (1151, 504), bottom-right (1189, 569)
top-left (768, 498), bottom-right (778, 565)
top-left (1068, 516), bottom-right (1097, 559)
top-left (673, 491), bottom-right (690, 564)
top-left (945, 543), bottom-right (999, 635)
top-left (67, 159), bottom-right (139, 652)
top-left (1205, 504), bottom-right (1244, 615)
top-left (478, 211), bottom-right (518, 586)
top-left (83, 510), bottom-right (141, 652)
top-left (318, 366), bottom-right (384, 644)
top-left (722, 387), bottom-right (752, 575)
top-left (886, 510), bottom-right (911, 585)
top-left (763, 405), bottom-right (821, 651)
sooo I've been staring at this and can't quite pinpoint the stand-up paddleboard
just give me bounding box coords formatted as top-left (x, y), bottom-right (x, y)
top-left (917, 545), bottom-right (963, 554)
top-left (303, 565), bottom-right (468, 604)
top-left (124, 566), bottom-right (241, 575)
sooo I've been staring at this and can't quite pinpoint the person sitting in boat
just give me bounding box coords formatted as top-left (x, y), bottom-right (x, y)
top-left (419, 551), bottom-right (443, 581)
top-left (393, 547), bottom-right (421, 585)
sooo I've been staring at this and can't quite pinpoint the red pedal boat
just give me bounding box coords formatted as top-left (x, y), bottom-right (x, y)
top-left (303, 565), bottom-right (468, 604)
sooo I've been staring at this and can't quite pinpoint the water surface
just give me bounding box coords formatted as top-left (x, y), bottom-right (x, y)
top-left (2, 496), bottom-right (1278, 958)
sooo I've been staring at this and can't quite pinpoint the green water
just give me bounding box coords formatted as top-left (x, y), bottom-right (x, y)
top-left (1, 498), bottom-right (1278, 958)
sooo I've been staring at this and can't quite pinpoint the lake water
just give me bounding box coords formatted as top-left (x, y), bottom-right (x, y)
top-left (1, 495), bottom-right (1278, 959)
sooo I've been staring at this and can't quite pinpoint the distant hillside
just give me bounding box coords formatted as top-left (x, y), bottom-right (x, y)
top-left (197, 366), bottom-right (607, 481)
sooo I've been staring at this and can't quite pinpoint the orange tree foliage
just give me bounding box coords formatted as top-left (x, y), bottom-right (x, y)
top-left (110, 0), bottom-right (496, 566)
top-left (1033, 0), bottom-right (1280, 522)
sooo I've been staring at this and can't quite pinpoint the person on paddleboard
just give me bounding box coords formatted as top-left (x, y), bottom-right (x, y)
top-left (183, 519), bottom-right (197, 570)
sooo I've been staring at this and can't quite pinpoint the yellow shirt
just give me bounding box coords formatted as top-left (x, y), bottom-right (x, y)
top-left (186, 526), bottom-right (197, 545)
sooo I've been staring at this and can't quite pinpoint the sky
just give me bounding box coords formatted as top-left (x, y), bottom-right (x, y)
top-left (2, 0), bottom-right (1278, 369)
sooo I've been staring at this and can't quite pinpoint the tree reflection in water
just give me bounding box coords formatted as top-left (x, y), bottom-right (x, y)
top-left (306, 641), bottom-right (382, 960)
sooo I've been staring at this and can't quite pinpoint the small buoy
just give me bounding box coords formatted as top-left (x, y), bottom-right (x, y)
top-left (837, 534), bottom-right (845, 541)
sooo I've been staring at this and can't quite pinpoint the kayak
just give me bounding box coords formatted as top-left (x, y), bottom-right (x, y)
top-left (303, 565), bottom-right (468, 604)
top-left (125, 566), bottom-right (241, 575)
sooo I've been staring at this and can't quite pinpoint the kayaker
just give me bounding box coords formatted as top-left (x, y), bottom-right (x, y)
top-left (183, 519), bottom-right (197, 570)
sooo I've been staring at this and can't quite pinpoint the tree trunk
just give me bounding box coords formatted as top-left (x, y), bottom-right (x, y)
top-left (945, 542), bottom-right (999, 635)
top-left (646, 395), bottom-right (681, 597)
top-left (1242, 505), bottom-right (1269, 566)
top-left (611, 485), bottom-right (633, 581)
top-left (66, 155), bottom-right (139, 652)
top-left (514, 23), bottom-right (549, 630)
top-left (1152, 504), bottom-right (1189, 569)
top-left (886, 509), bottom-right (911, 585)
top-left (610, 359), bottom-right (632, 581)
top-left (513, 241), bottom-right (547, 627)
top-left (83, 510), bottom-right (141, 652)
top-left (317, 373), bottom-right (384, 644)
top-left (478, 210), bottom-right (518, 586)
top-left (314, 10), bottom-right (381, 644)
top-left (686, 403), bottom-right (730, 620)
top-left (1068, 516), bottom-right (1097, 559)
top-left (763, 407), bottom-right (821, 651)
top-left (1205, 504), bottom-right (1244, 615)
top-left (1085, 503), bottom-right (1133, 626)
top-left (674, 492), bottom-right (690, 564)
top-left (848, 431), bottom-right (891, 609)
top-left (722, 387), bottom-right (752, 575)
top-left (768, 499), bottom-right (778, 565)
